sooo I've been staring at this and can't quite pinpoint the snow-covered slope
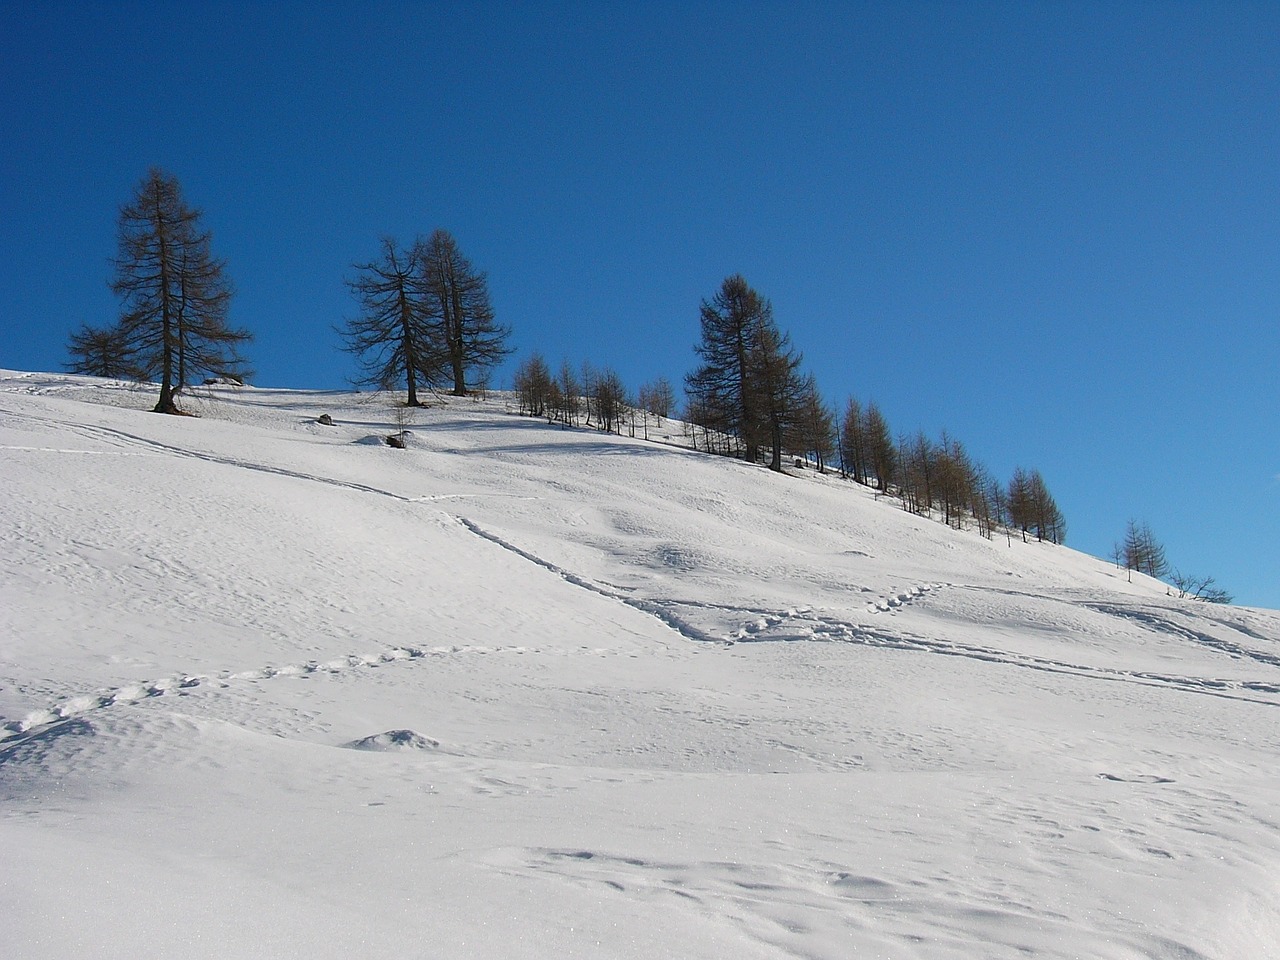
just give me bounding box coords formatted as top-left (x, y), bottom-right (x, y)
top-left (3, 370), bottom-right (1279, 959)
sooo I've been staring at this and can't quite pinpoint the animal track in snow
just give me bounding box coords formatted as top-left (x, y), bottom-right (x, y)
top-left (865, 583), bottom-right (944, 614)
top-left (0, 642), bottom-right (623, 754)
top-left (725, 585), bottom-right (944, 642)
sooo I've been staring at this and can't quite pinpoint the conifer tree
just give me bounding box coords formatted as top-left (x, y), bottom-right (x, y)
top-left (839, 397), bottom-right (867, 483)
top-left (686, 275), bottom-right (768, 462)
top-left (67, 324), bottom-right (138, 379)
top-left (418, 229), bottom-right (510, 396)
top-left (107, 168), bottom-right (250, 413)
top-left (686, 274), bottom-right (811, 471)
top-left (864, 402), bottom-right (895, 492)
top-left (340, 238), bottom-right (436, 406)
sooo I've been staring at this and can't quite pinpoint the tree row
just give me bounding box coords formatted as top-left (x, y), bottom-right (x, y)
top-left (68, 168), bottom-right (512, 413)
top-left (678, 274), bottom-right (1065, 544)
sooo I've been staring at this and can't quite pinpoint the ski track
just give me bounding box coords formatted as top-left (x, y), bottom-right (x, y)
top-left (1084, 601), bottom-right (1280, 671)
top-left (456, 517), bottom-right (721, 643)
top-left (453, 518), bottom-right (1280, 708)
top-left (3, 412), bottom-right (412, 500)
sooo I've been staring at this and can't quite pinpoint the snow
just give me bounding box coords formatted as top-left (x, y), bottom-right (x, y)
top-left (2, 369), bottom-right (1279, 958)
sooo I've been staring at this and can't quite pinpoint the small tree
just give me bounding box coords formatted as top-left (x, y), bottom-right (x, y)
top-left (513, 353), bottom-right (553, 417)
top-left (637, 377), bottom-right (676, 420)
top-left (1170, 570), bottom-right (1233, 604)
top-left (1120, 519), bottom-right (1167, 580)
top-left (790, 381), bottom-right (834, 472)
top-left (555, 360), bottom-right (583, 426)
top-left (839, 398), bottom-right (866, 483)
top-left (1007, 467), bottom-right (1064, 543)
top-left (591, 368), bottom-right (627, 434)
top-left (67, 324), bottom-right (140, 379)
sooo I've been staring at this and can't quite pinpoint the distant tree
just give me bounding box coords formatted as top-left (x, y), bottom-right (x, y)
top-left (1008, 467), bottom-right (1034, 538)
top-left (934, 432), bottom-right (974, 529)
top-left (683, 390), bottom-right (734, 456)
top-left (418, 229), bottom-right (511, 396)
top-left (791, 381), bottom-right (834, 472)
top-left (109, 168), bottom-right (250, 413)
top-left (550, 359), bottom-right (582, 426)
top-left (340, 237), bottom-right (437, 407)
top-left (1120, 519), bottom-right (1166, 580)
top-left (637, 377), bottom-right (676, 419)
top-left (513, 353), bottom-right (553, 417)
top-left (838, 397), bottom-right (866, 483)
top-left (66, 323), bottom-right (139, 379)
top-left (898, 432), bottom-right (936, 515)
top-left (970, 463), bottom-right (1005, 541)
top-left (1169, 570), bottom-right (1233, 604)
top-left (1027, 470), bottom-right (1065, 544)
top-left (751, 319), bottom-right (812, 472)
top-left (1007, 467), bottom-right (1064, 543)
top-left (591, 368), bottom-right (628, 434)
top-left (864, 402), bottom-right (895, 493)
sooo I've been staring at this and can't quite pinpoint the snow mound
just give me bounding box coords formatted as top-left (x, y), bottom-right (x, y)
top-left (342, 729), bottom-right (441, 752)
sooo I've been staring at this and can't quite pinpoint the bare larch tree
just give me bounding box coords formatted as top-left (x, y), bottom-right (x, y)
top-left (107, 168), bottom-right (250, 413)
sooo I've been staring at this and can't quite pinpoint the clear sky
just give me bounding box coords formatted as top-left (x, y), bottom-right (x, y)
top-left (3, 1), bottom-right (1277, 607)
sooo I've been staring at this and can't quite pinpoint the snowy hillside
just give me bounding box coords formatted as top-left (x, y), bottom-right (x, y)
top-left (3, 370), bottom-right (1279, 960)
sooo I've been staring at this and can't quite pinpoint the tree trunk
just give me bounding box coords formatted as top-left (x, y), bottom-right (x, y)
top-left (769, 416), bottom-right (783, 472)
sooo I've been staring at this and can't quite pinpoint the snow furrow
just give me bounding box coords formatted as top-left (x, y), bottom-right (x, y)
top-left (455, 516), bottom-right (719, 643)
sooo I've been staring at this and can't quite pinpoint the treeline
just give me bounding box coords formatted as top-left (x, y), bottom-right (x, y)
top-left (512, 354), bottom-right (676, 440)
top-left (679, 274), bottom-right (1065, 544)
top-left (65, 170), bottom-right (1253, 600)
top-left (839, 404), bottom-right (1065, 545)
top-left (70, 170), bottom-right (1064, 549)
top-left (507, 274), bottom-right (1065, 546)
top-left (1112, 520), bottom-right (1231, 603)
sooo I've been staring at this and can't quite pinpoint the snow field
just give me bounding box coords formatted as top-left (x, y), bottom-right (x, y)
top-left (3, 371), bottom-right (1280, 958)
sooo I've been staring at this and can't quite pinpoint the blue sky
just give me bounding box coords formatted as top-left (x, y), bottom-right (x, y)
top-left (3, 2), bottom-right (1277, 607)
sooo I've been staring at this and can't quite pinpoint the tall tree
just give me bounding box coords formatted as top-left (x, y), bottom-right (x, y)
top-left (864, 402), bottom-right (895, 492)
top-left (419, 229), bottom-right (510, 396)
top-left (340, 238), bottom-right (436, 406)
top-left (686, 274), bottom-right (811, 471)
top-left (752, 319), bottom-right (812, 472)
top-left (686, 274), bottom-right (769, 463)
top-left (109, 168), bottom-right (250, 413)
top-left (839, 397), bottom-right (867, 483)
top-left (788, 379), bottom-right (833, 472)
